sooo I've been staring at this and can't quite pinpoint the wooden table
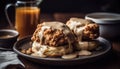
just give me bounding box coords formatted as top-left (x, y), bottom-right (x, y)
top-left (1, 13), bottom-right (120, 69)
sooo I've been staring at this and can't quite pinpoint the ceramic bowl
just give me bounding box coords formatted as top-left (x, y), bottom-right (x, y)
top-left (0, 29), bottom-right (19, 50)
top-left (85, 12), bottom-right (120, 40)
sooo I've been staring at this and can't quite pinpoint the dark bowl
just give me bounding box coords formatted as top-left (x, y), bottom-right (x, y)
top-left (0, 29), bottom-right (19, 50)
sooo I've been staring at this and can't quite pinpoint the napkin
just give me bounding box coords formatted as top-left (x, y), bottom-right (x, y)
top-left (0, 51), bottom-right (24, 69)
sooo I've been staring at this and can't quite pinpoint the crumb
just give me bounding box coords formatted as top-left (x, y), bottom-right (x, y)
top-left (21, 49), bottom-right (26, 54)
top-left (21, 48), bottom-right (33, 55)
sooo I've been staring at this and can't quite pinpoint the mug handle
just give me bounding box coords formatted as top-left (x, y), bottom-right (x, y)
top-left (5, 4), bottom-right (15, 29)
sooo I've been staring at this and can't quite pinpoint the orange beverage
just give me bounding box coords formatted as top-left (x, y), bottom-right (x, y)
top-left (15, 7), bottom-right (40, 39)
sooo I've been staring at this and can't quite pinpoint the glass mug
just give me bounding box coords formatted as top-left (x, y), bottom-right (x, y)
top-left (5, 0), bottom-right (42, 39)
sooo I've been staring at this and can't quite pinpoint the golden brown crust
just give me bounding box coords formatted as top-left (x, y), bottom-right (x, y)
top-left (31, 22), bottom-right (76, 47)
top-left (43, 29), bottom-right (68, 46)
top-left (83, 23), bottom-right (99, 40)
top-left (66, 18), bottom-right (99, 41)
top-left (31, 24), bottom-right (42, 41)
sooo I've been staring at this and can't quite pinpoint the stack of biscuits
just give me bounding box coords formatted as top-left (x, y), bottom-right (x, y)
top-left (23, 18), bottom-right (100, 59)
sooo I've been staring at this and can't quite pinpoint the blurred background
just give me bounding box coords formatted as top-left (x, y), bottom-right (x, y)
top-left (0, 0), bottom-right (120, 27)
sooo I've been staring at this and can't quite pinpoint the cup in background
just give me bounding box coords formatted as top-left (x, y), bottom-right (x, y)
top-left (5, 0), bottom-right (42, 39)
top-left (15, 7), bottom-right (40, 39)
top-left (85, 12), bottom-right (120, 40)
